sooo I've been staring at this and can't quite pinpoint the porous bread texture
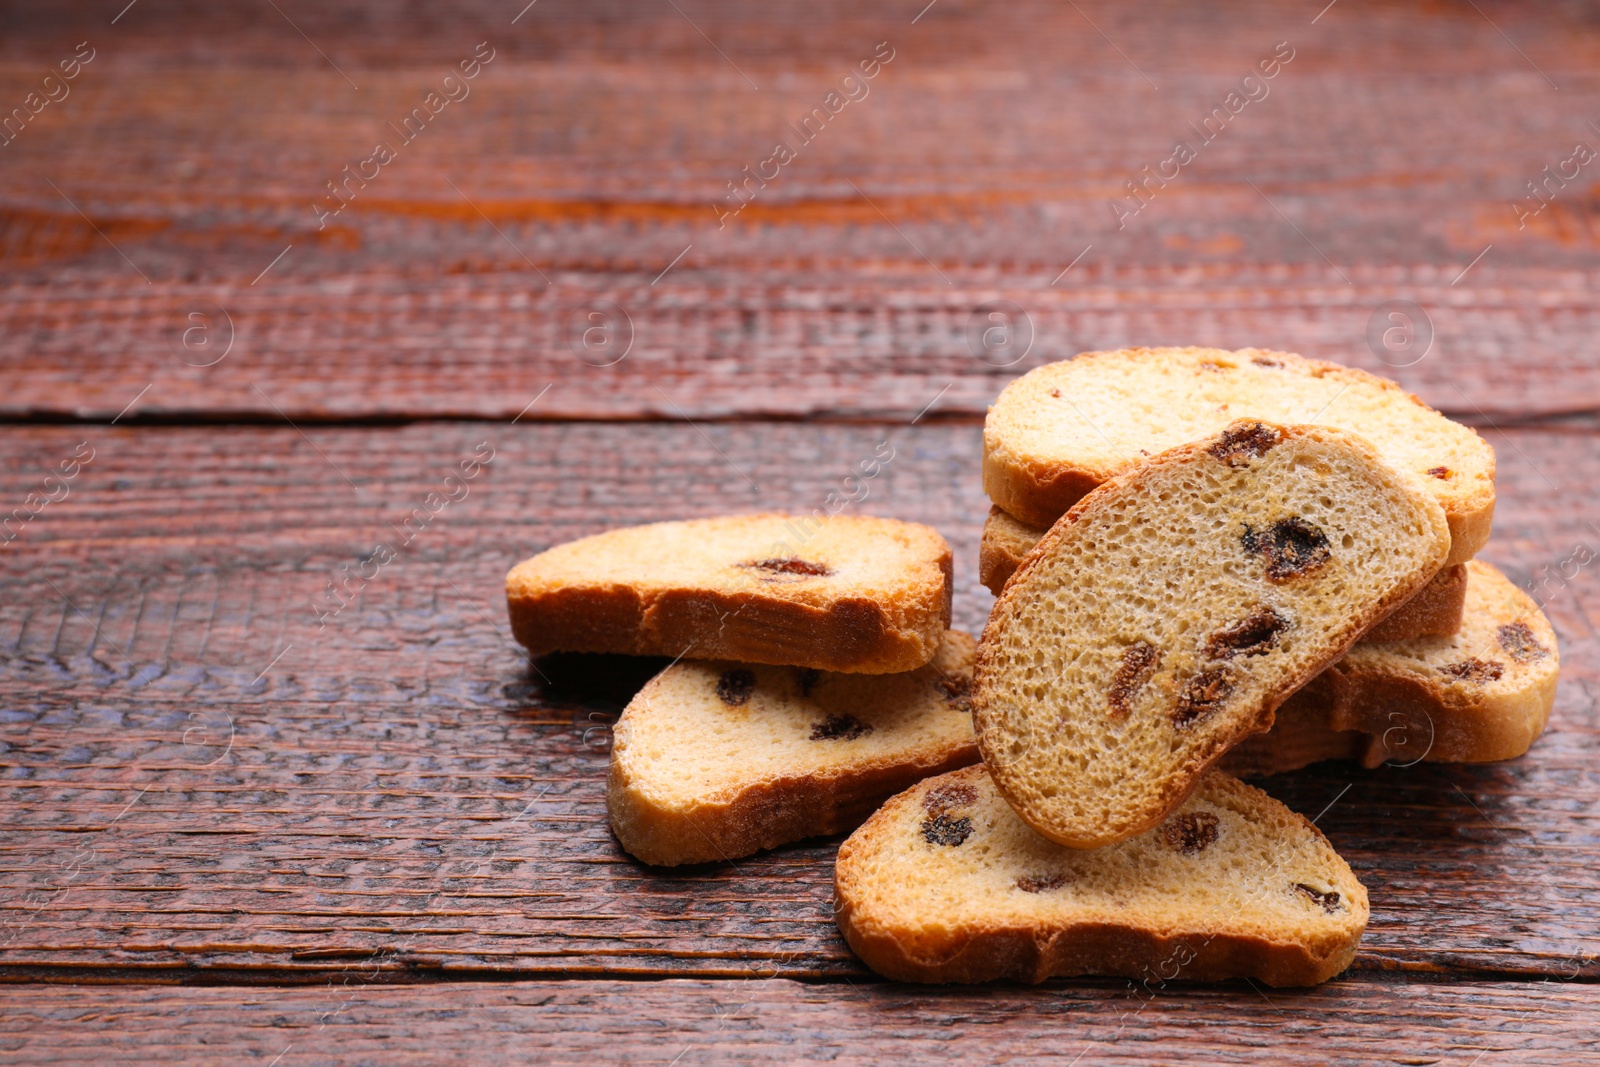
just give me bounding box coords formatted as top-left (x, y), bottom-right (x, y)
top-left (506, 513), bottom-right (953, 674)
top-left (982, 347), bottom-right (1495, 565)
top-left (974, 421), bottom-right (1451, 849)
top-left (1223, 561), bottom-right (1558, 776)
top-left (979, 505), bottom-right (1468, 642)
top-left (835, 765), bottom-right (1368, 986)
top-left (609, 632), bottom-right (979, 866)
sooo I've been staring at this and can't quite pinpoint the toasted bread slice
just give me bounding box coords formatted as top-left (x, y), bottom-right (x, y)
top-left (976, 505), bottom-right (1047, 596)
top-left (983, 347), bottom-right (1494, 565)
top-left (507, 514), bottom-right (952, 673)
top-left (1369, 560), bottom-right (1467, 642)
top-left (980, 505), bottom-right (1468, 642)
top-left (608, 631), bottom-right (978, 866)
top-left (835, 766), bottom-right (1368, 986)
top-left (974, 421), bottom-right (1450, 849)
top-left (1223, 561), bottom-right (1558, 775)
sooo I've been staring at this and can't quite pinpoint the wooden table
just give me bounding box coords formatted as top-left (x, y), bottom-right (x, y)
top-left (2, 1), bottom-right (1597, 1061)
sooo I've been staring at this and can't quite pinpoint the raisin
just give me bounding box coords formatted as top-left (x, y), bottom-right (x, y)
top-left (1162, 812), bottom-right (1221, 855)
top-left (1205, 608), bottom-right (1291, 659)
top-left (920, 814), bottom-right (973, 847)
top-left (795, 667), bottom-right (822, 697)
top-left (716, 669), bottom-right (756, 706)
top-left (1049, 388), bottom-right (1061, 398)
top-left (1427, 466), bottom-right (1452, 480)
top-left (1016, 873), bottom-right (1067, 893)
top-left (1208, 422), bottom-right (1282, 467)
top-left (1438, 658), bottom-right (1504, 685)
top-left (1173, 668), bottom-right (1234, 729)
top-left (1241, 517), bottom-right (1332, 581)
top-left (923, 783), bottom-right (978, 815)
top-left (1293, 883), bottom-right (1344, 913)
top-left (938, 675), bottom-right (973, 713)
top-left (1251, 357), bottom-right (1283, 368)
top-left (810, 714), bottom-right (871, 741)
top-left (739, 558), bottom-right (834, 583)
top-left (1108, 642), bottom-right (1161, 719)
top-left (1496, 622), bottom-right (1548, 664)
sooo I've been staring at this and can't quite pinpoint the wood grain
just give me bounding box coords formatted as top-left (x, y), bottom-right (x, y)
top-left (1, 1), bottom-right (1598, 421)
top-left (6, 269), bottom-right (1600, 424)
top-left (1, 0), bottom-right (1597, 1046)
top-left (0, 422), bottom-right (1595, 981)
top-left (5, 977), bottom-right (1600, 1065)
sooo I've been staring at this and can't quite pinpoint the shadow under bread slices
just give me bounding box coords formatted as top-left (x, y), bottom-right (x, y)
top-left (506, 513), bottom-right (952, 674)
top-left (980, 504), bottom-right (1469, 642)
top-left (835, 765), bottom-right (1368, 986)
top-left (982, 346), bottom-right (1495, 566)
top-left (608, 631), bottom-right (978, 866)
top-left (973, 421), bottom-right (1451, 850)
top-left (1222, 560), bottom-right (1558, 776)
top-left (610, 561), bottom-right (1556, 867)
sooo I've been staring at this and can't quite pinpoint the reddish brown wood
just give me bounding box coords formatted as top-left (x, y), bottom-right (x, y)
top-left (0, 423), bottom-right (1596, 981)
top-left (6, 977), bottom-right (1600, 1065)
top-left (5, 270), bottom-right (1598, 424)
top-left (1, 0), bottom-right (1598, 1046)
top-left (1, 1), bottom-right (1597, 421)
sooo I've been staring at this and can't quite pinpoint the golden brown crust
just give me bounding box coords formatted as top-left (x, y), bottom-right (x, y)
top-left (1366, 564), bottom-right (1467, 641)
top-left (1217, 672), bottom-right (1374, 777)
top-left (981, 507), bottom-right (1468, 644)
top-left (506, 513), bottom-right (953, 674)
top-left (610, 743), bottom-right (978, 867)
top-left (977, 505), bottom-right (1037, 596)
top-left (1222, 561), bottom-right (1558, 776)
top-left (982, 347), bottom-right (1495, 565)
top-left (836, 913), bottom-right (1358, 987)
top-left (835, 767), bottom-right (1367, 987)
top-left (608, 632), bottom-right (981, 866)
top-left (974, 423), bottom-right (1451, 849)
top-left (1444, 498), bottom-right (1496, 568)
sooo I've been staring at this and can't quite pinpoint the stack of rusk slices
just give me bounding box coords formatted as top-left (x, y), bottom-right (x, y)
top-left (505, 346), bottom-right (1557, 988)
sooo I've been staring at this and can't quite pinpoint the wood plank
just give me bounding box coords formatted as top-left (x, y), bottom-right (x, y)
top-left (6, 269), bottom-right (1599, 425)
top-left (6, 977), bottom-right (1600, 1065)
top-left (2, 1), bottom-right (1598, 421)
top-left (1, 422), bottom-right (1597, 980)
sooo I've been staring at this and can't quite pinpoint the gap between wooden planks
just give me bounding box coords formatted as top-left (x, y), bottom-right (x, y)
top-left (0, 422), bottom-right (1595, 983)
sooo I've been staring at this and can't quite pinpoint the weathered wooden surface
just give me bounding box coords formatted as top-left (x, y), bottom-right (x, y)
top-left (9, 270), bottom-right (1600, 424)
top-left (2, 0), bottom-right (1598, 1061)
top-left (2, 1), bottom-right (1599, 421)
top-left (0, 423), bottom-right (1595, 982)
top-left (6, 977), bottom-right (1600, 1065)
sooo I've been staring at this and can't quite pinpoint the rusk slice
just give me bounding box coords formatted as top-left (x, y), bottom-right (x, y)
top-left (835, 766), bottom-right (1368, 986)
top-left (506, 514), bottom-right (952, 673)
top-left (609, 632), bottom-right (978, 866)
top-left (979, 505), bottom-right (1469, 642)
top-left (983, 347), bottom-right (1495, 565)
top-left (974, 421), bottom-right (1450, 849)
top-left (1223, 561), bottom-right (1558, 776)
top-left (976, 505), bottom-right (1047, 596)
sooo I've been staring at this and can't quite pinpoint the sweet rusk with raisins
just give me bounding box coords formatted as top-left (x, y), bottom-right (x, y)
top-left (981, 346), bottom-right (1495, 566)
top-left (973, 421), bottom-right (1452, 850)
top-left (834, 766), bottom-right (1368, 986)
top-left (607, 632), bottom-right (979, 866)
top-left (1221, 560), bottom-right (1559, 776)
top-left (610, 559), bottom-right (1558, 865)
top-left (505, 514), bottom-right (953, 674)
top-left (979, 504), bottom-right (1472, 642)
